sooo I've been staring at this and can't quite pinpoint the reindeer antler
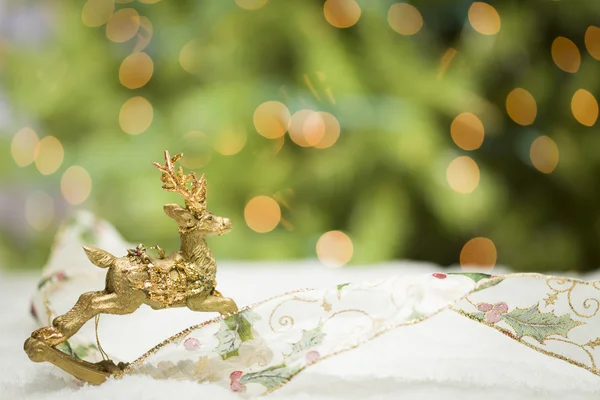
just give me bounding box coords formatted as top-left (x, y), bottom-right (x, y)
top-left (153, 150), bottom-right (207, 214)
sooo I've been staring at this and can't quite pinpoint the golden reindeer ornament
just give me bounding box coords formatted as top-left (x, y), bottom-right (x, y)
top-left (24, 150), bottom-right (238, 384)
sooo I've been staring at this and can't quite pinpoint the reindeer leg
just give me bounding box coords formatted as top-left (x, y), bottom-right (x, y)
top-left (186, 294), bottom-right (238, 315)
top-left (31, 290), bottom-right (105, 347)
top-left (26, 290), bottom-right (146, 382)
top-left (31, 290), bottom-right (146, 347)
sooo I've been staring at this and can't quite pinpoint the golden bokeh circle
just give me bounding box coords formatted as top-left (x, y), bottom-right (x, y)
top-left (179, 39), bottom-right (202, 75)
top-left (585, 26), bottom-right (600, 61)
top-left (244, 196), bottom-right (281, 233)
top-left (119, 52), bottom-right (154, 89)
top-left (61, 166), bottom-right (92, 205)
top-left (289, 109), bottom-right (326, 147)
top-left (450, 113), bottom-right (484, 151)
top-left (324, 0), bottom-right (361, 29)
top-left (133, 17), bottom-right (153, 53)
top-left (82, 0), bottom-right (115, 28)
top-left (506, 88), bottom-right (537, 126)
top-left (139, 0), bottom-right (162, 3)
top-left (11, 127), bottom-right (39, 167)
top-left (446, 156), bottom-right (480, 194)
top-left (34, 136), bottom-right (64, 175)
top-left (316, 230), bottom-right (353, 268)
top-left (388, 3), bottom-right (423, 36)
top-left (253, 101), bottom-right (291, 139)
top-left (314, 112), bottom-right (341, 149)
top-left (571, 89), bottom-right (599, 127)
top-left (530, 136), bottom-right (559, 174)
top-left (551, 37), bottom-right (581, 73)
top-left (106, 8), bottom-right (140, 43)
top-left (235, 0), bottom-right (268, 10)
top-left (468, 2), bottom-right (501, 36)
top-left (119, 96), bottom-right (153, 135)
top-left (460, 237), bottom-right (497, 271)
top-left (213, 128), bottom-right (247, 156)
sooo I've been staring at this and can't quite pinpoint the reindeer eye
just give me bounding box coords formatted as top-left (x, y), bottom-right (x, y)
top-left (207, 216), bottom-right (213, 221)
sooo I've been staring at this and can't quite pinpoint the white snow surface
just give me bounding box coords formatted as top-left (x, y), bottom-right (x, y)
top-left (2, 262), bottom-right (600, 400)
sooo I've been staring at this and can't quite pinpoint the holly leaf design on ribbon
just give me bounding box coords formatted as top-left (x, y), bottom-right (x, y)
top-left (447, 272), bottom-right (503, 291)
top-left (215, 312), bottom-right (260, 359)
top-left (215, 320), bottom-right (242, 360)
top-left (448, 272), bottom-right (493, 282)
top-left (239, 364), bottom-right (300, 390)
top-left (471, 311), bottom-right (486, 322)
top-left (56, 341), bottom-right (74, 357)
top-left (502, 304), bottom-right (582, 343)
top-left (73, 344), bottom-right (91, 359)
top-left (337, 283), bottom-right (350, 299)
top-left (287, 326), bottom-right (325, 356)
top-left (228, 314), bottom-right (254, 342)
top-left (242, 309), bottom-right (261, 325)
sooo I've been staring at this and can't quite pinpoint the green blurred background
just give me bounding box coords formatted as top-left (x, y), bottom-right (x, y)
top-left (1, 0), bottom-right (600, 272)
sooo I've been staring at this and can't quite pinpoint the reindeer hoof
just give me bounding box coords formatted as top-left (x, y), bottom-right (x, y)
top-left (97, 360), bottom-right (124, 374)
top-left (31, 326), bottom-right (66, 347)
top-left (24, 337), bottom-right (51, 362)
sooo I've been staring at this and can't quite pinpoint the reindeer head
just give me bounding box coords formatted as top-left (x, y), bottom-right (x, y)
top-left (153, 151), bottom-right (232, 237)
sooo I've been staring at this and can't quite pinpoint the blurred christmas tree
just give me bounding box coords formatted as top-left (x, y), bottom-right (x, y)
top-left (1, 0), bottom-right (600, 272)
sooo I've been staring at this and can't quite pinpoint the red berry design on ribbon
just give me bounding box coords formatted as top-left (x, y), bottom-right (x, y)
top-left (306, 350), bottom-right (320, 363)
top-left (183, 337), bottom-right (199, 351)
top-left (432, 273), bottom-right (447, 279)
top-left (230, 371), bottom-right (246, 392)
top-left (477, 302), bottom-right (509, 323)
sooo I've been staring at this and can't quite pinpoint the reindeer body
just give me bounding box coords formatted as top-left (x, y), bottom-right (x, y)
top-left (25, 151), bottom-right (239, 377)
top-left (86, 233), bottom-right (219, 308)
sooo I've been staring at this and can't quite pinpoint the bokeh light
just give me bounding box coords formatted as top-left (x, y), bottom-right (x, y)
top-left (468, 2), bottom-right (501, 36)
top-left (244, 196), bottom-right (281, 233)
top-left (119, 52), bottom-right (154, 89)
top-left (323, 0), bottom-right (361, 29)
top-left (316, 230), bottom-right (353, 268)
top-left (61, 166), bottom-right (92, 205)
top-left (138, 0), bottom-right (161, 4)
top-left (179, 39), bottom-right (201, 75)
top-left (585, 26), bottom-right (600, 61)
top-left (106, 8), bottom-right (140, 43)
top-left (133, 17), bottom-right (153, 52)
top-left (460, 237), bottom-right (497, 271)
top-left (25, 191), bottom-right (55, 231)
top-left (82, 0), bottom-right (115, 28)
top-left (388, 3), bottom-right (423, 36)
top-left (530, 136), bottom-right (559, 174)
top-left (450, 113), bottom-right (484, 151)
top-left (289, 109), bottom-right (326, 147)
top-left (506, 88), bottom-right (537, 126)
top-left (11, 127), bottom-right (39, 167)
top-left (119, 96), bottom-right (153, 135)
top-left (213, 128), bottom-right (247, 156)
top-left (235, 0), bottom-right (268, 10)
top-left (314, 112), bottom-right (341, 149)
top-left (571, 89), bottom-right (598, 127)
top-left (253, 101), bottom-right (291, 139)
top-left (34, 136), bottom-right (64, 175)
top-left (446, 156), bottom-right (480, 194)
top-left (551, 37), bottom-right (580, 73)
